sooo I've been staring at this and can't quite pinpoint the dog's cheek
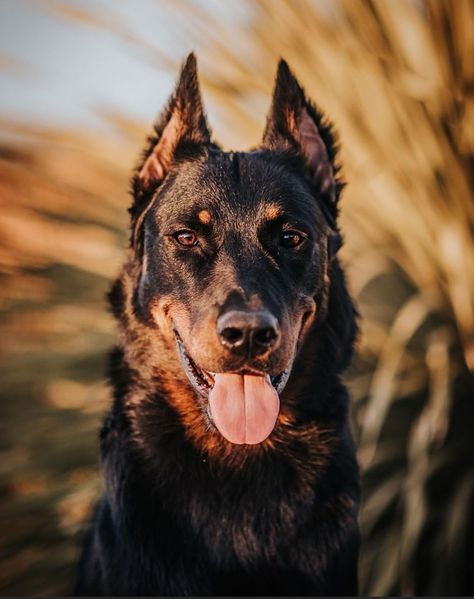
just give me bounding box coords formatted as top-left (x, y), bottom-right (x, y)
top-left (149, 297), bottom-right (186, 341)
top-left (188, 317), bottom-right (224, 370)
top-left (270, 310), bottom-right (295, 368)
top-left (275, 298), bottom-right (316, 365)
top-left (136, 250), bottom-right (182, 327)
top-left (136, 257), bottom-right (163, 323)
top-left (168, 301), bottom-right (198, 349)
top-left (298, 297), bottom-right (317, 342)
top-left (149, 298), bottom-right (170, 332)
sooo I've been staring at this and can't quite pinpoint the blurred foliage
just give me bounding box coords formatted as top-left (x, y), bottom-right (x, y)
top-left (0, 0), bottom-right (473, 595)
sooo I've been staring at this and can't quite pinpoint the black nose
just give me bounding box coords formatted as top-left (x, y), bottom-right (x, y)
top-left (217, 310), bottom-right (280, 357)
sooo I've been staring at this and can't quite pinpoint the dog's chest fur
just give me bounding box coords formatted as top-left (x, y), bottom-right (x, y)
top-left (97, 394), bottom-right (357, 595)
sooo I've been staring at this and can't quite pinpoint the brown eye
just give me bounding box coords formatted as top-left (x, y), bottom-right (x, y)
top-left (280, 230), bottom-right (305, 248)
top-left (174, 230), bottom-right (198, 247)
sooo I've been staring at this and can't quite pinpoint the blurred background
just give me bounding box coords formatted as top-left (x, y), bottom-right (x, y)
top-left (0, 0), bottom-right (473, 595)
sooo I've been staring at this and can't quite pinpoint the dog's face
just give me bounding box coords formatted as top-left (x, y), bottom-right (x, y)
top-left (130, 55), bottom-right (343, 445)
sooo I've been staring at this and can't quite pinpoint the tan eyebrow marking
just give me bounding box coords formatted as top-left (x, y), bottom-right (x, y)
top-left (197, 209), bottom-right (211, 224)
top-left (265, 205), bottom-right (282, 220)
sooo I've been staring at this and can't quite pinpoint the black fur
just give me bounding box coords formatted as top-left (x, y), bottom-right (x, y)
top-left (75, 54), bottom-right (360, 596)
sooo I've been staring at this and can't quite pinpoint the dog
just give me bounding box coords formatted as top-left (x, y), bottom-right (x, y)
top-left (75, 53), bottom-right (360, 596)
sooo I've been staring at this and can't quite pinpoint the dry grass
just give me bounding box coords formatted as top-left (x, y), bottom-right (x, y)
top-left (0, 0), bottom-right (473, 595)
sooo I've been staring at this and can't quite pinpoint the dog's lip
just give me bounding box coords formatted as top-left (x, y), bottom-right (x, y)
top-left (174, 333), bottom-right (291, 397)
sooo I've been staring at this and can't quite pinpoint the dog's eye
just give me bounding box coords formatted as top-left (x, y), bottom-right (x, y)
top-left (174, 230), bottom-right (198, 247)
top-left (280, 231), bottom-right (305, 248)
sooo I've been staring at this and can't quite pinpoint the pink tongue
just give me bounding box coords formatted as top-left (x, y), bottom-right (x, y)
top-left (208, 374), bottom-right (280, 445)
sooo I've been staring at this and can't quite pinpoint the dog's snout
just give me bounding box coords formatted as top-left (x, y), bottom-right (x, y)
top-left (217, 310), bottom-right (280, 357)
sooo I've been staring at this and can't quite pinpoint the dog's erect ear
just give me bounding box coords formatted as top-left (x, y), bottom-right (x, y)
top-left (131, 53), bottom-right (211, 249)
top-left (137, 53), bottom-right (210, 188)
top-left (262, 60), bottom-right (342, 212)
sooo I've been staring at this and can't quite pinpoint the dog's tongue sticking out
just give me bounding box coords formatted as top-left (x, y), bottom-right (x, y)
top-left (208, 374), bottom-right (280, 445)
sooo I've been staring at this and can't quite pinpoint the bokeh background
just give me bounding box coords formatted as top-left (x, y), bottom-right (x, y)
top-left (1, 0), bottom-right (473, 595)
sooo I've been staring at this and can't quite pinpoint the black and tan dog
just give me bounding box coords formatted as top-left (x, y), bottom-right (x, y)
top-left (75, 54), bottom-right (360, 596)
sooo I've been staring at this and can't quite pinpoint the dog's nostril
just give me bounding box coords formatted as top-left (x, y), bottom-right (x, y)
top-left (220, 327), bottom-right (244, 346)
top-left (217, 310), bottom-right (280, 355)
top-left (254, 327), bottom-right (277, 347)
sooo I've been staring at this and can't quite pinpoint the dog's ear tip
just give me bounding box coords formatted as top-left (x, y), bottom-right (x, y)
top-left (276, 57), bottom-right (289, 73)
top-left (177, 52), bottom-right (199, 91)
top-left (273, 58), bottom-right (304, 104)
top-left (275, 58), bottom-right (295, 84)
top-left (183, 52), bottom-right (198, 70)
top-left (173, 52), bottom-right (204, 111)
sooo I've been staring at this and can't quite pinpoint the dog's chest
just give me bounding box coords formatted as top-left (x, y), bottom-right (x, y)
top-left (148, 455), bottom-right (317, 568)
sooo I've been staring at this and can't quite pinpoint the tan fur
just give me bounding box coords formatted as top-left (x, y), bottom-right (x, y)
top-left (197, 209), bottom-right (211, 224)
top-left (265, 204), bottom-right (282, 220)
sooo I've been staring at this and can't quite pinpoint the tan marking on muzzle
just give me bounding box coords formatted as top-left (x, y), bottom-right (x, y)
top-left (150, 297), bottom-right (175, 337)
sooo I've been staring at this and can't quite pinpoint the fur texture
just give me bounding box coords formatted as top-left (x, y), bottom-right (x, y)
top-left (75, 54), bottom-right (360, 596)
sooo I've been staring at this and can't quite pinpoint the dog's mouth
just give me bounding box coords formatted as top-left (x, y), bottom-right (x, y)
top-left (176, 336), bottom-right (290, 395)
top-left (175, 334), bottom-right (291, 445)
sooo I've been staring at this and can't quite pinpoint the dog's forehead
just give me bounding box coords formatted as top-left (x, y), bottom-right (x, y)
top-left (158, 150), bottom-right (319, 223)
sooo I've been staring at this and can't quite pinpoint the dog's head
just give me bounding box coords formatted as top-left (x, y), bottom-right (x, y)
top-left (127, 54), bottom-right (345, 446)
